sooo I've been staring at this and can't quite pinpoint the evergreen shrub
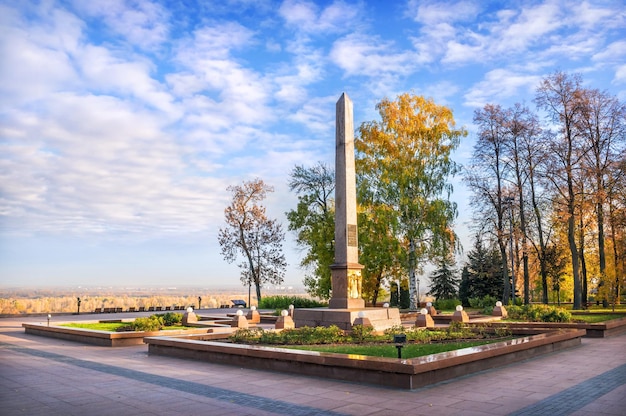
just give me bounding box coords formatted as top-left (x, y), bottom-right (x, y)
top-left (433, 298), bottom-right (461, 311)
top-left (469, 295), bottom-right (498, 314)
top-left (258, 296), bottom-right (327, 309)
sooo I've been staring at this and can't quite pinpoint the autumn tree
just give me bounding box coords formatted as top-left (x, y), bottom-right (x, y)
top-left (218, 178), bottom-right (286, 303)
top-left (465, 104), bottom-right (512, 303)
top-left (578, 88), bottom-right (626, 301)
top-left (358, 196), bottom-right (404, 306)
top-left (286, 163), bottom-right (335, 299)
top-left (523, 127), bottom-right (552, 304)
top-left (356, 93), bottom-right (465, 309)
top-left (503, 104), bottom-right (543, 304)
top-left (535, 71), bottom-right (586, 309)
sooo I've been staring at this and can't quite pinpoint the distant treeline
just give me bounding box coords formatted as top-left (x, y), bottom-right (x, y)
top-left (0, 290), bottom-right (311, 314)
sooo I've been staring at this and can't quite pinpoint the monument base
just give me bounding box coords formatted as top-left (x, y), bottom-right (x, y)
top-left (328, 297), bottom-right (365, 309)
top-left (294, 307), bottom-right (401, 332)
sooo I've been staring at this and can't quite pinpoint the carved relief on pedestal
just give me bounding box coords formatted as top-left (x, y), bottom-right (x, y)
top-left (347, 269), bottom-right (362, 299)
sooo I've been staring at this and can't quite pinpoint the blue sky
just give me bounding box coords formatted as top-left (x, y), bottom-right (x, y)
top-left (1, 0), bottom-right (625, 289)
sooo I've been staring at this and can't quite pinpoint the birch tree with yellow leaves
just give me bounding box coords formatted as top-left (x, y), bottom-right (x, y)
top-left (356, 93), bottom-right (466, 309)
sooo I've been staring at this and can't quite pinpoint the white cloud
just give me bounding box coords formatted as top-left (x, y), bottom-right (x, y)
top-left (0, 91), bottom-right (228, 238)
top-left (615, 65), bottom-right (626, 84)
top-left (573, 0), bottom-right (620, 29)
top-left (279, 0), bottom-right (360, 35)
top-left (171, 23), bottom-right (272, 127)
top-left (72, 0), bottom-right (170, 50)
top-left (464, 69), bottom-right (541, 108)
top-left (78, 45), bottom-right (177, 115)
top-left (493, 2), bottom-right (562, 53)
top-left (410, 0), bottom-right (479, 24)
top-left (0, 5), bottom-right (83, 105)
top-left (288, 95), bottom-right (335, 133)
top-left (330, 33), bottom-right (413, 77)
top-left (592, 40), bottom-right (626, 63)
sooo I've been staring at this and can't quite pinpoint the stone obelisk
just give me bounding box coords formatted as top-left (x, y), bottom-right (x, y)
top-left (293, 93), bottom-right (400, 331)
top-left (329, 93), bottom-right (365, 310)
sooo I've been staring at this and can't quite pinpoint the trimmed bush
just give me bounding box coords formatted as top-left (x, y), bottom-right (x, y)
top-left (507, 304), bottom-right (571, 322)
top-left (114, 313), bottom-right (182, 332)
top-left (433, 298), bottom-right (461, 311)
top-left (258, 296), bottom-right (327, 309)
top-left (131, 315), bottom-right (164, 331)
top-left (469, 295), bottom-right (498, 314)
top-left (350, 325), bottom-right (375, 342)
top-left (161, 312), bottom-right (183, 326)
top-left (230, 325), bottom-right (345, 345)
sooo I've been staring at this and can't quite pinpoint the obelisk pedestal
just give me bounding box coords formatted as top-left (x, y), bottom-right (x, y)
top-left (294, 93), bottom-right (400, 332)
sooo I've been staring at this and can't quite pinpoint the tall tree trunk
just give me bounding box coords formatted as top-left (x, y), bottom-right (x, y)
top-left (408, 239), bottom-right (418, 310)
top-left (530, 172), bottom-right (549, 303)
top-left (578, 214), bottom-right (588, 306)
top-left (568, 180), bottom-right (582, 309)
top-left (609, 200), bottom-right (621, 305)
top-left (499, 239), bottom-right (510, 303)
top-left (517, 187), bottom-right (530, 304)
top-left (597, 169), bottom-right (607, 303)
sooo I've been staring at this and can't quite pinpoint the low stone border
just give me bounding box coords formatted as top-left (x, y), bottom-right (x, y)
top-left (145, 328), bottom-right (585, 389)
top-left (22, 323), bottom-right (233, 347)
top-left (476, 316), bottom-right (626, 338)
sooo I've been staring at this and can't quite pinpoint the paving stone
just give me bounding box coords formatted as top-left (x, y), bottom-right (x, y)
top-left (1, 314), bottom-right (625, 416)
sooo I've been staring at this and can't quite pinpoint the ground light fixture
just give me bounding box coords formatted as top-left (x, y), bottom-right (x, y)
top-left (47, 314), bottom-right (51, 326)
top-left (394, 333), bottom-right (406, 359)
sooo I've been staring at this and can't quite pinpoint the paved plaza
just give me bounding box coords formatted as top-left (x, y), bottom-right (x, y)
top-left (1, 312), bottom-right (624, 415)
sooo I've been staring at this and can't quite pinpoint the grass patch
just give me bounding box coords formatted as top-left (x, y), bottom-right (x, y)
top-left (61, 322), bottom-right (188, 331)
top-left (63, 322), bottom-right (129, 331)
top-left (571, 313), bottom-right (626, 323)
top-left (229, 322), bottom-right (513, 351)
top-left (284, 339), bottom-right (506, 358)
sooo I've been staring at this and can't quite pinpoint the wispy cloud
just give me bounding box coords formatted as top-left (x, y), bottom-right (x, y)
top-left (1, 0), bottom-right (624, 286)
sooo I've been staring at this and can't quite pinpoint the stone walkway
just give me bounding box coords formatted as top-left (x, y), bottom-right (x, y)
top-left (1, 313), bottom-right (624, 415)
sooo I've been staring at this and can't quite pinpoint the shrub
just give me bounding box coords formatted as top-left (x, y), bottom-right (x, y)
top-left (160, 312), bottom-right (183, 326)
top-left (383, 325), bottom-right (408, 336)
top-left (131, 315), bottom-right (164, 331)
top-left (229, 325), bottom-right (346, 345)
top-left (446, 320), bottom-right (472, 337)
top-left (494, 325), bottom-right (512, 337)
top-left (469, 295), bottom-right (498, 314)
top-left (229, 328), bottom-right (264, 343)
top-left (507, 304), bottom-right (571, 322)
top-left (433, 298), bottom-right (461, 311)
top-left (258, 296), bottom-right (327, 309)
top-left (350, 325), bottom-right (375, 342)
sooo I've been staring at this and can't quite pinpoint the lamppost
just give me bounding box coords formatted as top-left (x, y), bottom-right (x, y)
top-left (248, 278), bottom-right (251, 310)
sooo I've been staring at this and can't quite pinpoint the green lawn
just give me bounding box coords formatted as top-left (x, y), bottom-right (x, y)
top-left (283, 339), bottom-right (507, 359)
top-left (61, 322), bottom-right (187, 331)
top-left (571, 313), bottom-right (626, 323)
